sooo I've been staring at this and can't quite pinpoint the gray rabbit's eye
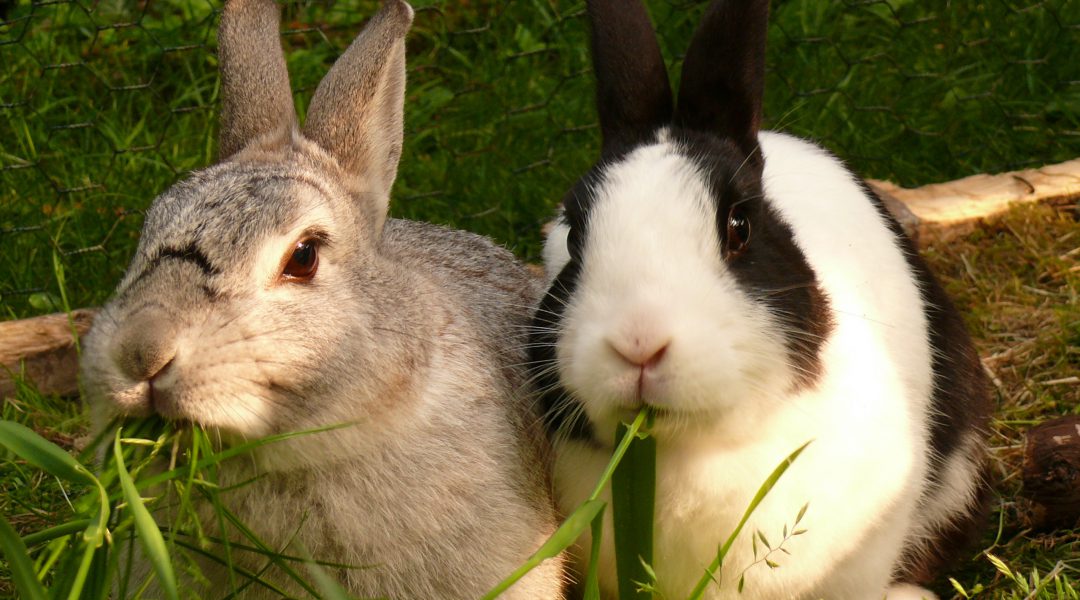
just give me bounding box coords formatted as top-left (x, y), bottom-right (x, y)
top-left (282, 239), bottom-right (319, 281)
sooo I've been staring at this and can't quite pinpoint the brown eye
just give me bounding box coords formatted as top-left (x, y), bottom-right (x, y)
top-left (282, 239), bottom-right (319, 281)
top-left (726, 206), bottom-right (751, 257)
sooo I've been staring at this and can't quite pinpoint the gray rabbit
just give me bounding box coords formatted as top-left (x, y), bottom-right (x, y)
top-left (79, 0), bottom-right (564, 597)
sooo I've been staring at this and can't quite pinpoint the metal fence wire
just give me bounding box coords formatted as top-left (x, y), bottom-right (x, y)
top-left (1, 0), bottom-right (1079, 317)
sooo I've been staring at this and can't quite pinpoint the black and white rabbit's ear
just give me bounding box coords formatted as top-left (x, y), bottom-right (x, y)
top-left (303, 0), bottom-right (413, 205)
top-left (586, 0), bottom-right (673, 157)
top-left (217, 0), bottom-right (298, 161)
top-left (675, 0), bottom-right (769, 158)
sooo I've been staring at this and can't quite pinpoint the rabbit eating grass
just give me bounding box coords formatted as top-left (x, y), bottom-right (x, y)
top-left (80, 0), bottom-right (564, 598)
top-left (529, 0), bottom-right (992, 598)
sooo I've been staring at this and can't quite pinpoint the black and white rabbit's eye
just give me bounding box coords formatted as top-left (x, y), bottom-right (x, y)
top-left (726, 206), bottom-right (752, 256)
top-left (282, 240), bottom-right (319, 281)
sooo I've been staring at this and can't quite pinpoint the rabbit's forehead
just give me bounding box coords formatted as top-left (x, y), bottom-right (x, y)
top-left (120, 169), bottom-right (346, 297)
top-left (583, 142), bottom-right (724, 283)
top-left (145, 168), bottom-right (346, 245)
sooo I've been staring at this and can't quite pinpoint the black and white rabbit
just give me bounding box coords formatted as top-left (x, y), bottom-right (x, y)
top-left (80, 0), bottom-right (564, 597)
top-left (529, 0), bottom-right (991, 598)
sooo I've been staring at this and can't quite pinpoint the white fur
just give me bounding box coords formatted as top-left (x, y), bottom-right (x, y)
top-left (547, 130), bottom-right (944, 599)
top-left (542, 209), bottom-right (571, 285)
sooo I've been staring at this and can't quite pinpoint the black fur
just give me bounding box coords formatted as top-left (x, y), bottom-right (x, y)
top-left (123, 242), bottom-right (221, 296)
top-left (151, 243), bottom-right (221, 278)
top-left (859, 181), bottom-right (992, 476)
top-left (673, 128), bottom-right (832, 387)
top-left (531, 259), bottom-right (593, 441)
top-left (529, 167), bottom-right (612, 442)
top-left (586, 0), bottom-right (673, 157)
top-left (675, 0), bottom-right (768, 161)
top-left (858, 181), bottom-right (993, 583)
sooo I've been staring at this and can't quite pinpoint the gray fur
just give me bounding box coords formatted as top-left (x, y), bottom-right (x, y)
top-left (80, 1), bottom-right (564, 597)
top-left (304, 0), bottom-right (411, 206)
top-left (217, 0), bottom-right (297, 159)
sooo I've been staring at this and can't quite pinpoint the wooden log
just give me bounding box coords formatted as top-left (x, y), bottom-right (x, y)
top-left (0, 309), bottom-right (97, 399)
top-left (1021, 416), bottom-right (1080, 530)
top-left (869, 156), bottom-right (1080, 246)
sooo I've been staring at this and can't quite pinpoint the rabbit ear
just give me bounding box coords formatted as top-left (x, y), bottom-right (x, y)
top-left (303, 0), bottom-right (413, 201)
top-left (675, 0), bottom-right (768, 157)
top-left (586, 0), bottom-right (673, 157)
top-left (217, 0), bottom-right (298, 160)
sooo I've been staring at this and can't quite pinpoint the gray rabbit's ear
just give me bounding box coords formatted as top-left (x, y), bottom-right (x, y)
top-left (303, 0), bottom-right (413, 202)
top-left (217, 0), bottom-right (298, 160)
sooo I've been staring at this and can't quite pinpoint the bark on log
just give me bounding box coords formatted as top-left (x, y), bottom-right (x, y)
top-left (1022, 416), bottom-right (1080, 530)
top-left (0, 309), bottom-right (97, 399)
top-left (869, 156), bottom-right (1080, 246)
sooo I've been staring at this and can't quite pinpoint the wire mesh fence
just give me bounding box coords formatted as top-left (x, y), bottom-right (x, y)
top-left (1, 0), bottom-right (1079, 318)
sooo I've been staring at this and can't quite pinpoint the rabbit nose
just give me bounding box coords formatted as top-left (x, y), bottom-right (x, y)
top-left (113, 315), bottom-right (178, 382)
top-left (608, 337), bottom-right (670, 369)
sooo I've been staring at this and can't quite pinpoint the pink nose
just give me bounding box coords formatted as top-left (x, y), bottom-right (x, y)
top-left (608, 337), bottom-right (669, 369)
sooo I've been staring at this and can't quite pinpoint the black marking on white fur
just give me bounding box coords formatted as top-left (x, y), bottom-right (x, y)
top-left (859, 180), bottom-right (992, 478)
top-left (857, 179), bottom-right (992, 583)
top-left (674, 128), bottom-right (833, 388)
top-left (531, 259), bottom-right (594, 442)
top-left (528, 167), bottom-right (611, 443)
top-left (895, 465), bottom-right (993, 585)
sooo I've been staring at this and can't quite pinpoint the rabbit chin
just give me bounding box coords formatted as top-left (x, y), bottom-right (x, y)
top-left (89, 374), bottom-right (279, 440)
top-left (148, 386), bottom-right (277, 439)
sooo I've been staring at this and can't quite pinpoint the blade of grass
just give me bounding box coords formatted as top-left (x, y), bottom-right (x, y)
top-left (0, 513), bottom-right (49, 600)
top-left (114, 429), bottom-right (179, 600)
top-left (47, 537), bottom-right (84, 600)
top-left (0, 420), bottom-right (111, 599)
top-left (612, 418), bottom-right (656, 600)
top-left (163, 528), bottom-right (369, 570)
top-left (582, 507), bottom-right (605, 600)
top-left (131, 421), bottom-right (356, 495)
top-left (0, 420), bottom-right (95, 485)
top-left (302, 553), bottom-right (353, 600)
top-left (209, 499), bottom-right (323, 599)
top-left (84, 544), bottom-right (112, 600)
top-left (64, 540), bottom-right (101, 600)
top-left (685, 440), bottom-right (811, 600)
top-left (587, 408), bottom-right (651, 501)
top-left (480, 498), bottom-right (606, 600)
top-left (21, 519), bottom-right (92, 547)
top-left (481, 408), bottom-right (653, 599)
top-left (170, 537), bottom-right (295, 599)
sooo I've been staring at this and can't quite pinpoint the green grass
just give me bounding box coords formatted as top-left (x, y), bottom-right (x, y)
top-left (2, 0), bottom-right (1080, 597)
top-left (922, 203), bottom-right (1080, 599)
top-left (1, 207), bottom-right (1078, 597)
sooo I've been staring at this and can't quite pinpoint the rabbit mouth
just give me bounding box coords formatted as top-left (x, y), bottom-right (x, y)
top-left (612, 400), bottom-right (726, 437)
top-left (616, 403), bottom-right (678, 423)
